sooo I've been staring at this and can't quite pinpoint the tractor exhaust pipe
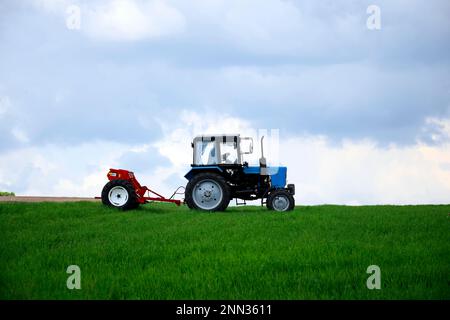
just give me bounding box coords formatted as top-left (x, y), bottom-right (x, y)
top-left (260, 136), bottom-right (265, 159)
top-left (260, 136), bottom-right (268, 175)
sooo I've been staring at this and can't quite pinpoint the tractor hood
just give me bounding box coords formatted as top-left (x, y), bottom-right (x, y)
top-left (243, 166), bottom-right (287, 188)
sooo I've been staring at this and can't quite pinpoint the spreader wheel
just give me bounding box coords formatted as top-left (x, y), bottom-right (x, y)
top-left (185, 172), bottom-right (230, 212)
top-left (101, 179), bottom-right (139, 210)
top-left (267, 189), bottom-right (295, 212)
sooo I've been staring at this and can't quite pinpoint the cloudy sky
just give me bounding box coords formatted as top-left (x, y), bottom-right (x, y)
top-left (0, 0), bottom-right (449, 204)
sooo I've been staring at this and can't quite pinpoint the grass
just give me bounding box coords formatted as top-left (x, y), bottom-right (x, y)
top-left (0, 202), bottom-right (449, 300)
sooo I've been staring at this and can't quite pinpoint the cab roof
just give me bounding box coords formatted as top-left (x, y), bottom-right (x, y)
top-left (193, 135), bottom-right (240, 142)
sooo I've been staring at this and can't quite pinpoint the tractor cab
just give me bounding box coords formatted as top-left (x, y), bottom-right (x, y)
top-left (192, 135), bottom-right (252, 166)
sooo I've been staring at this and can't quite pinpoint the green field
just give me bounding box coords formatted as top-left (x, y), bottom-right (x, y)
top-left (0, 202), bottom-right (449, 300)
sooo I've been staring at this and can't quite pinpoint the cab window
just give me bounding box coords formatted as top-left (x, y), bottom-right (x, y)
top-left (194, 140), bottom-right (218, 165)
top-left (220, 141), bottom-right (239, 164)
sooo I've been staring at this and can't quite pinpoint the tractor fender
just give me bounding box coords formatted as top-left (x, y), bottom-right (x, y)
top-left (184, 166), bottom-right (224, 181)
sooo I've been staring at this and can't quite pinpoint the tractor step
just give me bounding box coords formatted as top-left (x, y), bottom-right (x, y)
top-left (235, 198), bottom-right (247, 206)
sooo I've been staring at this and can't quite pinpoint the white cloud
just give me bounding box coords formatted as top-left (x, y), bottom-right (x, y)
top-left (84, 0), bottom-right (186, 41)
top-left (420, 117), bottom-right (450, 144)
top-left (153, 110), bottom-right (255, 168)
top-left (282, 136), bottom-right (450, 205)
top-left (27, 0), bottom-right (362, 53)
top-left (32, 0), bottom-right (186, 41)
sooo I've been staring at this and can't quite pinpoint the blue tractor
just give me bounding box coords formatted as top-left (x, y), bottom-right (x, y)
top-left (184, 135), bottom-right (295, 212)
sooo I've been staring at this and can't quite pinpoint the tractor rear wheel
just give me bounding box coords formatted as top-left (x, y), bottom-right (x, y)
top-left (101, 179), bottom-right (139, 210)
top-left (267, 189), bottom-right (295, 212)
top-left (185, 172), bottom-right (230, 212)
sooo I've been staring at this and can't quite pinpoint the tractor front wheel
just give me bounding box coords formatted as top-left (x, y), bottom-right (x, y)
top-left (267, 189), bottom-right (295, 212)
top-left (101, 179), bottom-right (139, 210)
top-left (185, 172), bottom-right (230, 211)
